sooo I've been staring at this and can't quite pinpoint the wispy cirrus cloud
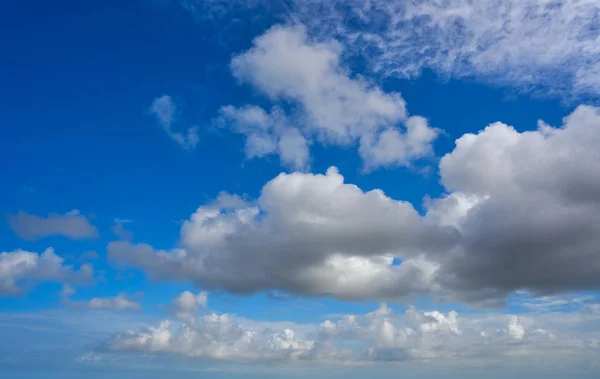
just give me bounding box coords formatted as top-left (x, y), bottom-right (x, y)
top-left (177, 0), bottom-right (600, 101)
top-left (150, 95), bottom-right (199, 149)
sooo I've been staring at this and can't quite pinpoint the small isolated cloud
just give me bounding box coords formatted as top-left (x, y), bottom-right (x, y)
top-left (60, 283), bottom-right (76, 302)
top-left (87, 294), bottom-right (141, 311)
top-left (218, 105), bottom-right (310, 170)
top-left (178, 1), bottom-right (600, 100)
top-left (9, 210), bottom-right (98, 240)
top-left (150, 95), bottom-right (199, 149)
top-left (507, 316), bottom-right (525, 341)
top-left (0, 248), bottom-right (94, 296)
top-left (111, 219), bottom-right (134, 241)
top-left (221, 24), bottom-right (438, 170)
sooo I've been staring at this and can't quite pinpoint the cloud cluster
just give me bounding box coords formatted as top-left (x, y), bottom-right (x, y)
top-left (111, 105), bottom-right (600, 305)
top-left (0, 248), bottom-right (94, 295)
top-left (222, 25), bottom-right (438, 170)
top-left (101, 292), bottom-right (600, 366)
top-left (150, 95), bottom-right (199, 149)
top-left (9, 210), bottom-right (98, 240)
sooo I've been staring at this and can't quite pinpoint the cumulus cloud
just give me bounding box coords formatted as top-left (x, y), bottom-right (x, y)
top-left (169, 290), bottom-right (208, 323)
top-left (100, 297), bottom-right (600, 367)
top-left (222, 25), bottom-right (438, 170)
top-left (507, 316), bottom-right (525, 341)
top-left (87, 294), bottom-right (141, 311)
top-left (0, 248), bottom-right (94, 295)
top-left (9, 210), bottom-right (98, 240)
top-left (110, 105), bottom-right (600, 305)
top-left (219, 105), bottom-right (310, 170)
top-left (150, 95), bottom-right (199, 149)
top-left (431, 105), bottom-right (600, 304)
top-left (109, 166), bottom-right (450, 301)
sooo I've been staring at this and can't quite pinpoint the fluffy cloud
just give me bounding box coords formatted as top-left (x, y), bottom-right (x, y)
top-left (105, 316), bottom-right (316, 361)
top-left (219, 105), bottom-right (310, 170)
top-left (169, 290), bottom-right (207, 323)
top-left (88, 294), bottom-right (141, 311)
top-left (9, 210), bottom-right (98, 240)
top-left (150, 95), bottom-right (199, 149)
top-left (431, 105), bottom-right (600, 304)
top-left (101, 294), bottom-right (600, 367)
top-left (0, 248), bottom-right (94, 295)
top-left (223, 25), bottom-right (438, 170)
top-left (109, 166), bottom-right (449, 301)
top-left (507, 316), bottom-right (525, 341)
top-left (110, 105), bottom-right (600, 305)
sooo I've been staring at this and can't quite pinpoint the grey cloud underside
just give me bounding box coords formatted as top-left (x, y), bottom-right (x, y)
top-left (9, 210), bottom-right (98, 240)
top-left (434, 105), bottom-right (600, 303)
top-left (109, 105), bottom-right (600, 304)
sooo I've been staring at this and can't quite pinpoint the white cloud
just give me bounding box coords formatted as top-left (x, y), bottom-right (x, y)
top-left (420, 311), bottom-right (461, 335)
top-left (79, 250), bottom-right (100, 261)
top-left (111, 104), bottom-right (600, 305)
top-left (290, 0), bottom-right (600, 99)
top-left (219, 105), bottom-right (310, 170)
top-left (88, 294), bottom-right (141, 311)
top-left (0, 248), bottom-right (94, 295)
top-left (170, 290), bottom-right (208, 323)
top-left (9, 210), bottom-right (98, 240)
top-left (511, 293), bottom-right (595, 312)
top-left (150, 95), bottom-right (199, 149)
top-left (109, 166), bottom-right (448, 301)
top-left (223, 25), bottom-right (438, 170)
top-left (107, 320), bottom-right (172, 352)
top-left (431, 105), bottom-right (600, 303)
top-left (101, 297), bottom-right (600, 367)
top-left (60, 283), bottom-right (76, 302)
top-left (507, 316), bottom-right (525, 340)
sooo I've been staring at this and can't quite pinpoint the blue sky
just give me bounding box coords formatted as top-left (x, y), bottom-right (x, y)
top-left (1, 0), bottom-right (600, 377)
